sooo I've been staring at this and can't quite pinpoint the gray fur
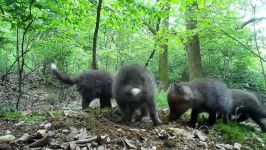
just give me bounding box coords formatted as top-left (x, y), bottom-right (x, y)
top-left (113, 64), bottom-right (161, 125)
top-left (51, 65), bottom-right (113, 109)
top-left (168, 78), bottom-right (233, 125)
top-left (230, 89), bottom-right (266, 132)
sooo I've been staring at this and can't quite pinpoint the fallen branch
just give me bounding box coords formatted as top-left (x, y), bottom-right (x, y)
top-left (28, 135), bottom-right (51, 148)
top-left (75, 136), bottom-right (98, 144)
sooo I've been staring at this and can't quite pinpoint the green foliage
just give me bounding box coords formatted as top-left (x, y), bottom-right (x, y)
top-left (3, 112), bottom-right (22, 119)
top-left (0, 0), bottom-right (266, 94)
top-left (156, 91), bottom-right (168, 107)
top-left (23, 114), bottom-right (46, 122)
top-left (0, 103), bottom-right (17, 116)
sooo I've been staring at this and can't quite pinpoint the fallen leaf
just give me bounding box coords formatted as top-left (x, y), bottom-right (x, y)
top-left (215, 143), bottom-right (233, 149)
top-left (44, 123), bottom-right (52, 129)
top-left (69, 141), bottom-right (81, 150)
top-left (125, 139), bottom-right (137, 149)
top-left (194, 130), bottom-right (207, 141)
top-left (17, 133), bottom-right (30, 142)
top-left (78, 128), bottom-right (88, 140)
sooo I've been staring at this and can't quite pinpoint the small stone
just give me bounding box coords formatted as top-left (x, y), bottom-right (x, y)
top-left (0, 135), bottom-right (16, 144)
top-left (117, 128), bottom-right (123, 132)
top-left (92, 141), bottom-right (98, 147)
top-left (44, 123), bottom-right (52, 129)
top-left (233, 143), bottom-right (241, 150)
top-left (199, 141), bottom-right (208, 148)
top-left (37, 129), bottom-right (47, 136)
top-left (194, 130), bottom-right (207, 141)
top-left (5, 130), bottom-right (11, 134)
top-left (62, 129), bottom-right (69, 133)
top-left (97, 145), bottom-right (104, 150)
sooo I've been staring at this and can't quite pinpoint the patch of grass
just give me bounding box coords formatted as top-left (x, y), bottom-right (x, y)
top-left (48, 95), bottom-right (61, 105)
top-left (2, 111), bottom-right (46, 122)
top-left (156, 91), bottom-right (168, 107)
top-left (23, 114), bottom-right (46, 122)
top-left (261, 133), bottom-right (266, 142)
top-left (49, 111), bottom-right (63, 117)
top-left (4, 111), bottom-right (22, 119)
top-left (214, 121), bottom-right (266, 148)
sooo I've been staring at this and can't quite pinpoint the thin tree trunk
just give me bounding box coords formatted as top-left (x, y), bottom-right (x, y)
top-left (16, 26), bottom-right (20, 75)
top-left (252, 5), bottom-right (266, 102)
top-left (16, 0), bottom-right (34, 109)
top-left (186, 2), bottom-right (203, 80)
top-left (91, 0), bottom-right (103, 70)
top-left (145, 46), bottom-right (156, 67)
top-left (144, 18), bottom-right (161, 67)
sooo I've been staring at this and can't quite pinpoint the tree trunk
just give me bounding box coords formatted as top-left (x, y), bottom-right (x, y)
top-left (186, 2), bottom-right (203, 80)
top-left (91, 0), bottom-right (103, 70)
top-left (159, 43), bottom-right (169, 89)
top-left (158, 1), bottom-right (170, 90)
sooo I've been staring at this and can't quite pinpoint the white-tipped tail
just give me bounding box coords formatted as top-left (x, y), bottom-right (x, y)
top-left (50, 63), bottom-right (57, 70)
top-left (131, 88), bottom-right (141, 96)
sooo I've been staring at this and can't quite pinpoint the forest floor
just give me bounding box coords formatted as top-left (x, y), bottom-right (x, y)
top-left (0, 80), bottom-right (266, 150)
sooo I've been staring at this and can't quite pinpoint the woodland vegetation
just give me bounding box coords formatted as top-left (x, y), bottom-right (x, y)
top-left (1, 0), bottom-right (266, 149)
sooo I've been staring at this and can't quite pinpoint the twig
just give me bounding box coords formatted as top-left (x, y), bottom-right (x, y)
top-left (239, 17), bottom-right (266, 29)
top-left (104, 128), bottom-right (126, 148)
top-left (75, 136), bottom-right (98, 144)
top-left (221, 30), bottom-right (266, 62)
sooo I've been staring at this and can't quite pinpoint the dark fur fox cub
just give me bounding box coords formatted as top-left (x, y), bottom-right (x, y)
top-left (113, 64), bottom-right (162, 125)
top-left (168, 78), bottom-right (232, 126)
top-left (228, 89), bottom-right (266, 132)
top-left (51, 63), bottom-right (113, 109)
